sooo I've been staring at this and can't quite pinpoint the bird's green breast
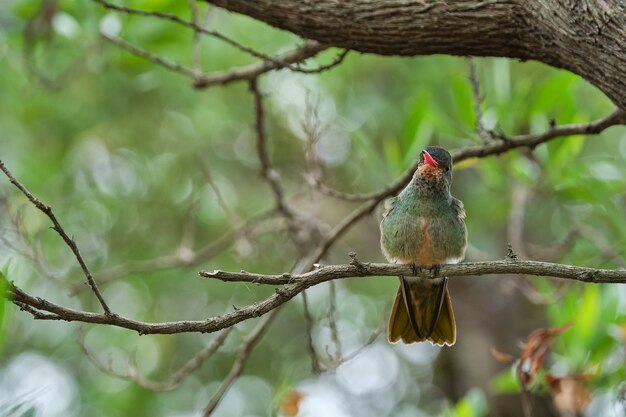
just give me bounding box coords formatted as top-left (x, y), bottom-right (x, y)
top-left (380, 184), bottom-right (466, 265)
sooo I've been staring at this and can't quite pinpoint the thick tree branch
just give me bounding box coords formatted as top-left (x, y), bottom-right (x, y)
top-left (204, 0), bottom-right (626, 110)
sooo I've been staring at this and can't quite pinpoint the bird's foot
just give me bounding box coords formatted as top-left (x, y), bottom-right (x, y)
top-left (410, 263), bottom-right (419, 275)
top-left (429, 264), bottom-right (441, 278)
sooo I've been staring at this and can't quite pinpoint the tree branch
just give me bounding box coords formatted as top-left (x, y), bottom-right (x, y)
top-left (79, 327), bottom-right (233, 392)
top-left (192, 41), bottom-right (328, 88)
top-left (466, 57), bottom-right (492, 142)
top-left (202, 309), bottom-right (278, 416)
top-left (0, 160), bottom-right (112, 315)
top-left (201, 259), bottom-right (626, 285)
top-left (203, 0), bottom-right (626, 110)
top-left (307, 109), bottom-right (626, 202)
top-left (6, 257), bottom-right (624, 336)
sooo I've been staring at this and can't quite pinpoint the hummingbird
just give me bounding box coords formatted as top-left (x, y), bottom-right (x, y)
top-left (380, 146), bottom-right (467, 346)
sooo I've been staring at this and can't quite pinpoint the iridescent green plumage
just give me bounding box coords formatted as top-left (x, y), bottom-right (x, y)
top-left (381, 146), bottom-right (467, 346)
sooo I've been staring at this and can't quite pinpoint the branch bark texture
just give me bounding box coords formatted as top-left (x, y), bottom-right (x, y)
top-left (205, 0), bottom-right (626, 109)
top-left (8, 258), bottom-right (626, 336)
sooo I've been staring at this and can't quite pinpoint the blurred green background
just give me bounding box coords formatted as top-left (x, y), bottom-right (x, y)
top-left (1, 1), bottom-right (626, 416)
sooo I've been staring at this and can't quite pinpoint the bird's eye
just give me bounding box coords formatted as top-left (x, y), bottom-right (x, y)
top-left (445, 166), bottom-right (450, 172)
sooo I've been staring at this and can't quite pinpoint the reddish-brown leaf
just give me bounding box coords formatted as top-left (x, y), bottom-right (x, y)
top-left (517, 323), bottom-right (572, 385)
top-left (490, 346), bottom-right (515, 363)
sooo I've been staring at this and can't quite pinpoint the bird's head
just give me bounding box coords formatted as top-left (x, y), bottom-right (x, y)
top-left (414, 146), bottom-right (453, 191)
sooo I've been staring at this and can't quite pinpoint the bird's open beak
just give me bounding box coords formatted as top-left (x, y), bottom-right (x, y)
top-left (423, 150), bottom-right (439, 167)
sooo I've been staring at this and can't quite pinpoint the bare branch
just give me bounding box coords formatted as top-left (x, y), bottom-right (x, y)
top-left (337, 322), bottom-right (384, 367)
top-left (249, 78), bottom-right (326, 253)
top-left (290, 49), bottom-right (350, 74)
top-left (193, 41), bottom-right (327, 87)
top-left (526, 229), bottom-right (580, 263)
top-left (327, 281), bottom-right (342, 365)
top-left (304, 198), bottom-right (379, 267)
top-left (577, 224), bottom-right (626, 268)
top-left (93, 0), bottom-right (343, 85)
top-left (0, 160), bottom-right (112, 315)
top-left (70, 211), bottom-right (280, 293)
top-left (102, 34), bottom-right (199, 78)
top-left (306, 109), bottom-right (626, 202)
top-left (14, 301), bottom-right (62, 320)
top-left (249, 79), bottom-right (292, 220)
top-left (98, 15), bottom-right (332, 87)
top-left (7, 256), bottom-right (626, 335)
top-left (201, 259), bottom-right (626, 286)
top-left (508, 183), bottom-right (530, 260)
top-left (301, 291), bottom-right (322, 373)
top-left (202, 309), bottom-right (278, 416)
top-left (79, 327), bottom-right (233, 391)
top-left (92, 0), bottom-right (292, 63)
top-left (466, 57), bottom-right (492, 142)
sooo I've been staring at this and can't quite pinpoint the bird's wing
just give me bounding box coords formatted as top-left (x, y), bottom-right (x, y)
top-left (382, 197), bottom-right (398, 218)
top-left (451, 197), bottom-right (466, 220)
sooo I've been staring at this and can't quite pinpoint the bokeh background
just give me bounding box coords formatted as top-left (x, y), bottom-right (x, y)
top-left (1, 1), bottom-right (626, 416)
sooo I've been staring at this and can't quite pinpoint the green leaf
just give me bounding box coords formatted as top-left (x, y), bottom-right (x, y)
top-left (490, 368), bottom-right (521, 394)
top-left (445, 389), bottom-right (488, 417)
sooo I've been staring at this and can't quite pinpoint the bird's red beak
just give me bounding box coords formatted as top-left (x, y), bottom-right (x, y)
top-left (423, 150), bottom-right (439, 167)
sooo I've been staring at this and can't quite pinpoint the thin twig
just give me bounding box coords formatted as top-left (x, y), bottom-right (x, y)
top-left (102, 34), bottom-right (199, 77)
top-left (202, 309), bottom-right (278, 416)
top-left (187, 0), bottom-right (202, 70)
top-left (92, 0), bottom-right (288, 63)
top-left (196, 156), bottom-right (242, 227)
top-left (520, 384), bottom-right (534, 417)
top-left (577, 224), bottom-right (626, 268)
top-left (337, 323), bottom-right (385, 367)
top-left (92, 0), bottom-right (342, 77)
top-left (193, 42), bottom-right (328, 88)
top-left (291, 49), bottom-right (350, 74)
top-left (249, 78), bottom-right (326, 254)
top-left (306, 109), bottom-right (626, 202)
top-left (249, 78), bottom-right (292, 219)
top-left (327, 281), bottom-right (342, 364)
top-left (79, 327), bottom-right (233, 391)
top-left (466, 56), bottom-right (492, 142)
top-left (508, 182), bottom-right (530, 260)
top-left (0, 160), bottom-right (113, 315)
top-left (70, 212), bottom-right (279, 293)
top-left (301, 291), bottom-right (322, 373)
top-left (526, 229), bottom-right (580, 263)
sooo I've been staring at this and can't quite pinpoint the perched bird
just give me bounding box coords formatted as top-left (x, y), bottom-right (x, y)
top-left (380, 146), bottom-right (467, 346)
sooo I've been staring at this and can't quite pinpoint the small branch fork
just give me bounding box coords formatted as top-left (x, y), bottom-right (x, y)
top-left (91, 0), bottom-right (349, 88)
top-left (0, 161), bottom-right (112, 316)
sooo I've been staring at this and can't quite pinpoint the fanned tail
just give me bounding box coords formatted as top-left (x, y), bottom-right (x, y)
top-left (387, 276), bottom-right (456, 346)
